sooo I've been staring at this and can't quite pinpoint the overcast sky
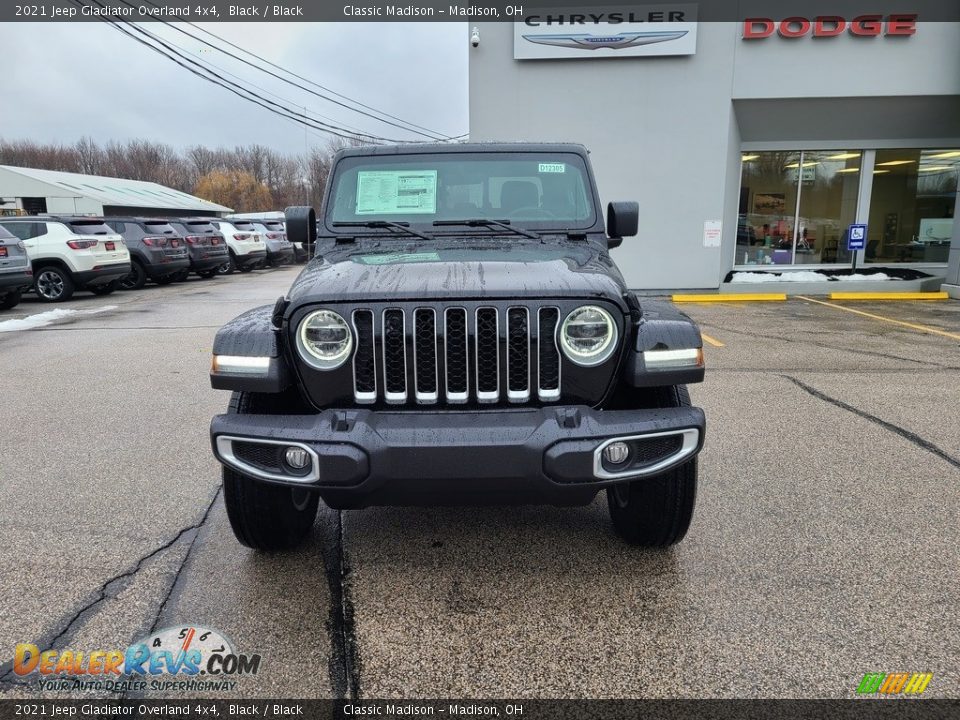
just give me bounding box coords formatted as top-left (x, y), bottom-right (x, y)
top-left (0, 22), bottom-right (469, 154)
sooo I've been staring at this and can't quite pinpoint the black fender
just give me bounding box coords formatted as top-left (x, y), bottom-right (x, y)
top-left (210, 303), bottom-right (292, 393)
top-left (622, 299), bottom-right (705, 388)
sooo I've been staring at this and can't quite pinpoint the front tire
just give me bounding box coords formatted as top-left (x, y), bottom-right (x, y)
top-left (34, 266), bottom-right (75, 302)
top-left (90, 279), bottom-right (119, 296)
top-left (120, 261), bottom-right (147, 291)
top-left (221, 391), bottom-right (320, 551)
top-left (0, 289), bottom-right (22, 310)
top-left (606, 385), bottom-right (698, 547)
top-left (219, 253), bottom-right (237, 275)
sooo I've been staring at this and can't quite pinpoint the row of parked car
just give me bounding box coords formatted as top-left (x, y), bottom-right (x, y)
top-left (0, 215), bottom-right (304, 309)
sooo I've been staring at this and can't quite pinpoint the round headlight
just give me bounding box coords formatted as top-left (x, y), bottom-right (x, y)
top-left (297, 310), bottom-right (353, 370)
top-left (560, 305), bottom-right (618, 366)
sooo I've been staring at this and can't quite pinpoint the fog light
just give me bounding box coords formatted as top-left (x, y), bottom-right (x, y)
top-left (602, 441), bottom-right (630, 465)
top-left (284, 446), bottom-right (310, 470)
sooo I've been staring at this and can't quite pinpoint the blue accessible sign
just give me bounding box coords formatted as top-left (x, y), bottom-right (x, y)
top-left (847, 223), bottom-right (867, 251)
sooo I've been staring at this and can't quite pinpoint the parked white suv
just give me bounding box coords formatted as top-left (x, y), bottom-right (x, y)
top-left (209, 220), bottom-right (266, 274)
top-left (0, 216), bottom-right (131, 302)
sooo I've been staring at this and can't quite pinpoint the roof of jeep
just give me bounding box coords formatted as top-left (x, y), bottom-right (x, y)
top-left (335, 142), bottom-right (590, 159)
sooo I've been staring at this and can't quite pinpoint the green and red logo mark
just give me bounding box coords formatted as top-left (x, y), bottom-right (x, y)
top-left (856, 672), bottom-right (932, 696)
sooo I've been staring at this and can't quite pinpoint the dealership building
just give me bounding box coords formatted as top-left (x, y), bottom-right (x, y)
top-left (468, 14), bottom-right (960, 293)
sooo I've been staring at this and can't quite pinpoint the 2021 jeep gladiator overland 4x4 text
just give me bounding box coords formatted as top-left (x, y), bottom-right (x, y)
top-left (209, 143), bottom-right (706, 550)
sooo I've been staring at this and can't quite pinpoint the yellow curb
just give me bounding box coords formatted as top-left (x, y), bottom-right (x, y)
top-left (828, 292), bottom-right (949, 301)
top-left (673, 293), bottom-right (787, 303)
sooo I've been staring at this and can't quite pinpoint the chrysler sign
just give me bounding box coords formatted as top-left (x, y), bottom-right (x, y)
top-left (514, 5), bottom-right (698, 59)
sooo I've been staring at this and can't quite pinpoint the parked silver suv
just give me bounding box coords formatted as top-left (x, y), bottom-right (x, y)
top-left (0, 225), bottom-right (33, 310)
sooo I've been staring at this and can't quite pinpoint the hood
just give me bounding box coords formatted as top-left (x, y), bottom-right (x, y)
top-left (286, 240), bottom-right (628, 306)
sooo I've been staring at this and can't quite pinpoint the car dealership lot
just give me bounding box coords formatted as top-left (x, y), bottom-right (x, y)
top-left (0, 273), bottom-right (958, 699)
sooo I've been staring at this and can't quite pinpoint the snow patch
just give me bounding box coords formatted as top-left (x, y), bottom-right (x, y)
top-left (846, 272), bottom-right (892, 282)
top-left (731, 271), bottom-right (826, 283)
top-left (0, 305), bottom-right (118, 333)
top-left (730, 271), bottom-right (901, 284)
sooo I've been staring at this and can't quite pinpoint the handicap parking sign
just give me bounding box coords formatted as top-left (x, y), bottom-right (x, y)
top-left (847, 224), bottom-right (867, 251)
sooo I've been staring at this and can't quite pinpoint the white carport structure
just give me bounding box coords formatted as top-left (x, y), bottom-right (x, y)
top-left (0, 165), bottom-right (231, 217)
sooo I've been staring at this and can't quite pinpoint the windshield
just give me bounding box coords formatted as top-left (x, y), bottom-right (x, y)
top-left (177, 221), bottom-right (217, 234)
top-left (143, 221), bottom-right (177, 235)
top-left (67, 220), bottom-right (113, 235)
top-left (326, 152), bottom-right (596, 231)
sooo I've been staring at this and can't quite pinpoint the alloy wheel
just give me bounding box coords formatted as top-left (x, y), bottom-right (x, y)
top-left (36, 270), bottom-right (64, 300)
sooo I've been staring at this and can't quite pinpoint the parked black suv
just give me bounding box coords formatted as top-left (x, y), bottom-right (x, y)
top-left (105, 218), bottom-right (190, 290)
top-left (169, 218), bottom-right (230, 279)
top-left (209, 143), bottom-right (706, 551)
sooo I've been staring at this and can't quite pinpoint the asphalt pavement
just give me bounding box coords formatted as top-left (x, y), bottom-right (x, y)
top-left (0, 270), bottom-right (958, 700)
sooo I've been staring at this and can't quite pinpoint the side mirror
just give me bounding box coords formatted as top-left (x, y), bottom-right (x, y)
top-left (285, 206), bottom-right (317, 256)
top-left (606, 201), bottom-right (639, 248)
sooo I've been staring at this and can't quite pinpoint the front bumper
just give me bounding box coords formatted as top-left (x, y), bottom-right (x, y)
top-left (210, 405), bottom-right (705, 507)
top-left (188, 250), bottom-right (229, 272)
top-left (0, 269), bottom-right (33, 293)
top-left (74, 263), bottom-right (132, 287)
top-left (235, 249), bottom-right (267, 268)
top-left (266, 247), bottom-right (295, 264)
top-left (145, 257), bottom-right (190, 279)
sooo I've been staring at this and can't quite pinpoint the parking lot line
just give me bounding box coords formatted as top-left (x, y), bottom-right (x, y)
top-left (700, 332), bottom-right (725, 348)
top-left (673, 293), bottom-right (787, 302)
top-left (797, 295), bottom-right (960, 342)
top-left (829, 291), bottom-right (949, 301)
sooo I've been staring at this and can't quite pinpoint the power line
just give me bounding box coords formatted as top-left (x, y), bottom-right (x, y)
top-left (69, 0), bottom-right (415, 144)
top-left (137, 0), bottom-right (455, 140)
top-left (140, 25), bottom-right (375, 138)
top-left (131, 21), bottom-right (374, 138)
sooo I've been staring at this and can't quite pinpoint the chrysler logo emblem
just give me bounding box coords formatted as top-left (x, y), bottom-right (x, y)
top-left (522, 30), bottom-right (688, 50)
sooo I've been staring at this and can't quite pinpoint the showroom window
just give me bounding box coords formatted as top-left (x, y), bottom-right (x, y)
top-left (866, 149), bottom-right (959, 263)
top-left (738, 148), bottom-right (959, 266)
top-left (737, 151), bottom-right (861, 266)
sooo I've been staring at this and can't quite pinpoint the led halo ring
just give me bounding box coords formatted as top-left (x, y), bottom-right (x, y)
top-left (559, 305), bottom-right (618, 367)
top-left (297, 309), bottom-right (353, 370)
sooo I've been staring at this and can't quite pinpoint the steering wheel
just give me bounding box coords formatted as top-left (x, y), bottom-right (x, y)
top-left (506, 206), bottom-right (556, 219)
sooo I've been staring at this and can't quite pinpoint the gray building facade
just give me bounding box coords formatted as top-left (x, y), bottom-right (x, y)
top-left (468, 17), bottom-right (960, 290)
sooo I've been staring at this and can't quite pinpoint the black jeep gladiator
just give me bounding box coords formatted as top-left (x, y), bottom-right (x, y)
top-left (209, 143), bottom-right (706, 550)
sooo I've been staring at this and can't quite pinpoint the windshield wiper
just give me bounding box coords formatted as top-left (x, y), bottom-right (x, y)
top-left (433, 218), bottom-right (540, 240)
top-left (332, 220), bottom-right (434, 242)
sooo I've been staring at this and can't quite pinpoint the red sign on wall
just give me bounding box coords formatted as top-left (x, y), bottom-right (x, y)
top-left (743, 15), bottom-right (918, 39)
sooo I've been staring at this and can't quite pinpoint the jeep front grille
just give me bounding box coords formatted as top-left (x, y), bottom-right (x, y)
top-left (351, 305), bottom-right (562, 405)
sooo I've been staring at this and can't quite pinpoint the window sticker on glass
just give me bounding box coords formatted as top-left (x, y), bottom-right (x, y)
top-left (356, 170), bottom-right (438, 215)
top-left (538, 163), bottom-right (565, 173)
top-left (355, 252), bottom-right (441, 265)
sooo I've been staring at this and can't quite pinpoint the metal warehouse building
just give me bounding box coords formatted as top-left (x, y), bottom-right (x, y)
top-left (468, 14), bottom-right (960, 295)
top-left (0, 165), bottom-right (231, 218)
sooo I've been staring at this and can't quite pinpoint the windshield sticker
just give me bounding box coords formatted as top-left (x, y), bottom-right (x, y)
top-left (355, 252), bottom-right (441, 265)
top-left (356, 170), bottom-right (438, 215)
top-left (538, 163), bottom-right (565, 173)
